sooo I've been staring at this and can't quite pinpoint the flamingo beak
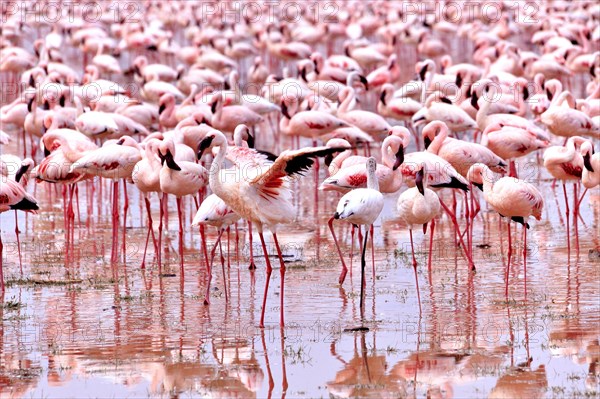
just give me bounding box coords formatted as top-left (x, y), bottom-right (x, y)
top-left (393, 144), bottom-right (404, 171)
top-left (471, 92), bottom-right (479, 110)
top-left (333, 211), bottom-right (340, 219)
top-left (165, 149), bottom-right (181, 171)
top-left (44, 146), bottom-right (51, 157)
top-left (584, 152), bottom-right (594, 172)
top-left (416, 168), bottom-right (425, 196)
top-left (116, 138), bottom-right (125, 145)
top-left (324, 153), bottom-right (334, 167)
top-left (379, 90), bottom-right (386, 106)
top-left (197, 135), bottom-right (214, 159)
top-left (15, 163), bottom-right (30, 183)
top-left (423, 136), bottom-right (432, 150)
top-left (359, 75), bottom-right (368, 91)
top-left (246, 129), bottom-right (255, 149)
top-left (473, 182), bottom-right (484, 191)
top-left (419, 64), bottom-right (428, 81)
top-left (159, 103), bottom-right (166, 115)
top-left (281, 102), bottom-right (291, 119)
top-left (211, 100), bottom-right (217, 114)
top-left (158, 151), bottom-right (166, 165)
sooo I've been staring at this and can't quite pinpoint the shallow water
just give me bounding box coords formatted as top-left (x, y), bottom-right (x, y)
top-left (1, 154), bottom-right (599, 398)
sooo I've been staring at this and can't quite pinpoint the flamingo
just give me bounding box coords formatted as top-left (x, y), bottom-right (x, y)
top-left (413, 93), bottom-right (478, 133)
top-left (210, 91), bottom-right (263, 133)
top-left (581, 141), bottom-right (599, 189)
top-left (197, 129), bottom-right (345, 327)
top-left (329, 157), bottom-right (384, 317)
top-left (158, 138), bottom-right (208, 272)
top-left (467, 163), bottom-right (543, 295)
top-left (70, 136), bottom-right (142, 262)
top-left (396, 164), bottom-right (441, 314)
top-left (192, 194), bottom-right (241, 304)
top-left (543, 136), bottom-right (591, 254)
top-left (0, 178), bottom-right (39, 291)
top-left (337, 87), bottom-right (391, 137)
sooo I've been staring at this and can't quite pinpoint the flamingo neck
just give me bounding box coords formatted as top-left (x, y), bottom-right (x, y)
top-left (209, 137), bottom-right (228, 196)
top-left (367, 165), bottom-right (379, 191)
top-left (427, 125), bottom-right (447, 155)
top-left (338, 89), bottom-right (354, 114)
top-left (330, 150), bottom-right (351, 173)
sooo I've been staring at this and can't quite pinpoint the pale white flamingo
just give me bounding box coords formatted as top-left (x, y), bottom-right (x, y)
top-left (0, 178), bottom-right (39, 292)
top-left (337, 87), bottom-right (391, 137)
top-left (396, 164), bottom-right (441, 313)
top-left (197, 129), bottom-right (345, 327)
top-left (422, 121), bottom-right (507, 177)
top-left (329, 157), bottom-right (384, 316)
top-left (192, 194), bottom-right (241, 304)
top-left (413, 93), bottom-right (477, 133)
top-left (131, 138), bottom-right (163, 269)
top-left (210, 91), bottom-right (263, 133)
top-left (158, 138), bottom-right (208, 271)
top-left (540, 80), bottom-right (600, 139)
top-left (70, 136), bottom-right (142, 262)
top-left (377, 84), bottom-right (421, 124)
top-left (543, 136), bottom-right (591, 254)
top-left (467, 163), bottom-right (543, 295)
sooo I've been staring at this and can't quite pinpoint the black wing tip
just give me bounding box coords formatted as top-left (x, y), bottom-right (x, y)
top-left (432, 177), bottom-right (469, 192)
top-left (11, 197), bottom-right (39, 211)
top-left (256, 149), bottom-right (278, 162)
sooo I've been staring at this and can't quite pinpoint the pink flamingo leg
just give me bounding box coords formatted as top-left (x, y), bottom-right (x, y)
top-left (14, 211), bottom-right (22, 275)
top-left (121, 180), bottom-right (129, 262)
top-left (157, 193), bottom-right (166, 273)
top-left (111, 180), bottom-right (120, 263)
top-left (204, 228), bottom-right (224, 305)
top-left (523, 224), bottom-right (527, 293)
top-left (199, 224), bottom-right (209, 273)
top-left (370, 224), bottom-right (375, 279)
top-left (350, 224), bottom-right (355, 268)
top-left (176, 197), bottom-right (185, 272)
top-left (0, 234), bottom-right (4, 293)
top-left (248, 221), bottom-right (256, 270)
top-left (439, 198), bottom-right (475, 271)
top-left (409, 228), bottom-right (422, 315)
top-left (272, 233), bottom-right (286, 327)
top-left (258, 231), bottom-right (273, 328)
top-left (506, 219), bottom-right (512, 297)
top-left (562, 183), bottom-right (570, 256)
top-left (359, 226), bottom-right (369, 319)
top-left (219, 233), bottom-right (228, 303)
top-left (141, 197), bottom-right (158, 269)
top-left (573, 183), bottom-right (579, 253)
top-left (328, 216), bottom-right (348, 284)
top-left (428, 219), bottom-right (435, 281)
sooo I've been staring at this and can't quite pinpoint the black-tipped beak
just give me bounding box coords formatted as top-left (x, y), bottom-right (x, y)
top-left (211, 100), bottom-right (217, 114)
top-left (164, 149), bottom-right (181, 171)
top-left (359, 75), bottom-right (368, 91)
top-left (584, 152), bottom-right (594, 172)
top-left (419, 64), bottom-right (427, 81)
top-left (455, 73), bottom-right (462, 87)
top-left (523, 86), bottom-right (529, 101)
top-left (27, 97), bottom-right (34, 112)
top-left (300, 66), bottom-right (307, 82)
top-left (158, 151), bottom-right (166, 165)
top-left (281, 102), bottom-right (291, 119)
top-left (379, 90), bottom-right (386, 106)
top-left (197, 135), bottom-right (214, 159)
top-left (44, 146), bottom-right (51, 157)
top-left (393, 144), bottom-right (404, 170)
top-left (15, 163), bottom-right (30, 183)
top-left (471, 92), bottom-right (479, 110)
top-left (246, 130), bottom-right (255, 149)
top-left (473, 182), bottom-right (484, 191)
top-left (59, 95), bottom-right (65, 107)
top-left (116, 138), bottom-right (125, 145)
top-left (333, 211), bottom-right (340, 219)
top-left (223, 80), bottom-right (230, 90)
top-left (591, 64), bottom-right (596, 78)
top-left (324, 153), bottom-right (334, 167)
top-left (546, 88), bottom-right (553, 101)
top-left (159, 103), bottom-right (166, 115)
top-left (424, 136), bottom-right (432, 150)
top-left (416, 168), bottom-right (425, 196)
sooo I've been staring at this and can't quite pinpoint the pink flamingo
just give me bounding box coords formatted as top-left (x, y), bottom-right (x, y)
top-left (197, 130), bottom-right (345, 327)
top-left (467, 163), bottom-right (543, 296)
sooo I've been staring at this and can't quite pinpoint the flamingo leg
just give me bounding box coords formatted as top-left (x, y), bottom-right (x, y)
top-left (370, 224), bottom-right (375, 279)
top-left (573, 183), bottom-right (579, 253)
top-left (122, 180), bottom-right (129, 262)
top-left (141, 197), bottom-right (158, 269)
top-left (176, 197), bottom-right (184, 272)
top-left (428, 218), bottom-right (435, 281)
top-left (218, 233), bottom-right (228, 303)
top-left (350, 224), bottom-right (355, 268)
top-left (0, 233), bottom-right (4, 293)
top-left (248, 221), bottom-right (256, 270)
top-left (199, 224), bottom-right (209, 274)
top-left (272, 233), bottom-right (286, 327)
top-left (111, 180), bottom-right (120, 263)
top-left (258, 231), bottom-right (273, 328)
top-left (328, 217), bottom-right (348, 284)
top-left (439, 198), bottom-right (475, 271)
top-left (226, 226), bottom-right (231, 270)
top-left (409, 228), bottom-right (422, 315)
top-left (562, 183), bottom-right (570, 256)
top-left (523, 223), bottom-right (527, 294)
top-left (204, 228), bottom-right (224, 305)
top-left (506, 218), bottom-right (512, 297)
top-left (158, 193), bottom-right (166, 273)
top-left (359, 225), bottom-right (369, 320)
top-left (14, 211), bottom-right (22, 275)
top-left (576, 188), bottom-right (588, 210)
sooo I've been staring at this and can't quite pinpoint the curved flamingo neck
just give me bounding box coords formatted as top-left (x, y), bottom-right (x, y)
top-left (209, 133), bottom-right (228, 196)
top-left (427, 124), bottom-right (448, 155)
top-left (338, 88), bottom-right (354, 115)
